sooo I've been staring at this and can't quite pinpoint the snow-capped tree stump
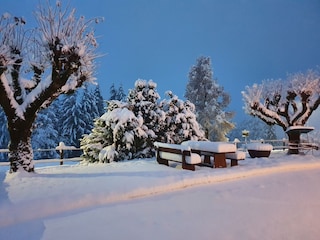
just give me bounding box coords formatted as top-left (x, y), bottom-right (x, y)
top-left (285, 126), bottom-right (315, 154)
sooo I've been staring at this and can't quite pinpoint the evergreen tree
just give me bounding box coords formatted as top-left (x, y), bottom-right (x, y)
top-left (185, 56), bottom-right (234, 141)
top-left (109, 83), bottom-right (126, 101)
top-left (81, 86), bottom-right (97, 135)
top-left (160, 91), bottom-right (205, 143)
top-left (93, 84), bottom-right (105, 116)
top-left (0, 107), bottom-right (9, 161)
top-left (109, 83), bottom-right (118, 101)
top-left (32, 105), bottom-right (59, 159)
top-left (81, 100), bottom-right (145, 162)
top-left (60, 91), bottom-right (85, 149)
top-left (127, 79), bottom-right (165, 153)
top-left (117, 84), bottom-right (126, 101)
top-left (81, 79), bottom-right (206, 163)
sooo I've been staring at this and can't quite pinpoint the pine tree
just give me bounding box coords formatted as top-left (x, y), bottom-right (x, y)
top-left (0, 107), bottom-right (9, 161)
top-left (127, 79), bottom-right (165, 155)
top-left (93, 84), bottom-right (105, 117)
top-left (117, 84), bottom-right (126, 101)
top-left (109, 83), bottom-right (118, 101)
top-left (32, 105), bottom-right (59, 159)
top-left (60, 92), bottom-right (85, 149)
top-left (81, 80), bottom-right (206, 163)
top-left (185, 56), bottom-right (234, 141)
top-left (160, 91), bottom-right (205, 143)
top-left (81, 100), bottom-right (144, 162)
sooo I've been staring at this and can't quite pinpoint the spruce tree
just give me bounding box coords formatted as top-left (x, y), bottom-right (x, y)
top-left (32, 105), bottom-right (59, 159)
top-left (93, 84), bottom-right (105, 117)
top-left (185, 56), bottom-right (234, 141)
top-left (0, 107), bottom-right (9, 161)
top-left (160, 91), bottom-right (205, 143)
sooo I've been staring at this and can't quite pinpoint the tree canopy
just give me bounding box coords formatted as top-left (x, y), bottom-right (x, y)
top-left (0, 2), bottom-right (101, 172)
top-left (242, 70), bottom-right (320, 131)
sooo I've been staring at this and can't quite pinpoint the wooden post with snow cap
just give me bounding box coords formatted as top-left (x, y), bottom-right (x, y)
top-left (57, 142), bottom-right (65, 165)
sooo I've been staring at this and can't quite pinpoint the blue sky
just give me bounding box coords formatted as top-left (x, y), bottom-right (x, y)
top-left (2, 0), bottom-right (320, 122)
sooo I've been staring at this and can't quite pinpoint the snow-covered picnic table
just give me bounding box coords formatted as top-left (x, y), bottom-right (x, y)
top-left (181, 141), bottom-right (238, 168)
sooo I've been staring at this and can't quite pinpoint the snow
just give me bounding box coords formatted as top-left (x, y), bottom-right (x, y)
top-left (1, 151), bottom-right (320, 239)
top-left (181, 140), bottom-right (237, 153)
top-left (247, 143), bottom-right (273, 151)
top-left (286, 126), bottom-right (315, 133)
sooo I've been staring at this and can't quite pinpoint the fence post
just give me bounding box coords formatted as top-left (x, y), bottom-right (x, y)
top-left (57, 142), bottom-right (65, 165)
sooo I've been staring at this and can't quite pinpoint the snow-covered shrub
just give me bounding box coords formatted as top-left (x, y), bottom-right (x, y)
top-left (81, 100), bottom-right (145, 162)
top-left (160, 91), bottom-right (205, 143)
top-left (81, 80), bottom-right (205, 163)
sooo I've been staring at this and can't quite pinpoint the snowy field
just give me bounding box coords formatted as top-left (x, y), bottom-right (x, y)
top-left (1, 150), bottom-right (320, 240)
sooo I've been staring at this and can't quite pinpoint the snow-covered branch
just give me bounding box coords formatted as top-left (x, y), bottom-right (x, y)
top-left (242, 70), bottom-right (320, 131)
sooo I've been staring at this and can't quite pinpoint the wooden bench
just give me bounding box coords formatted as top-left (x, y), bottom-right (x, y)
top-left (181, 141), bottom-right (237, 168)
top-left (154, 142), bottom-right (201, 171)
top-left (226, 151), bottom-right (246, 166)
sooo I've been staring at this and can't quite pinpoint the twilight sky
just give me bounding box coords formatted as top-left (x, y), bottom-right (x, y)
top-left (2, 0), bottom-right (320, 122)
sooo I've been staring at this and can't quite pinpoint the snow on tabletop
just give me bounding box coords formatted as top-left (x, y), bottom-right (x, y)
top-left (181, 141), bottom-right (236, 153)
top-left (247, 143), bottom-right (273, 151)
top-left (154, 142), bottom-right (191, 151)
top-left (285, 126), bottom-right (315, 133)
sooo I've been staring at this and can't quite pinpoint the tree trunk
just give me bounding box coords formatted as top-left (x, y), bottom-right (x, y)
top-left (8, 122), bottom-right (34, 173)
top-left (286, 131), bottom-right (300, 155)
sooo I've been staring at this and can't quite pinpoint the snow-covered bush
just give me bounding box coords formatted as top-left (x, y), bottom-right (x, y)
top-left (81, 80), bottom-right (205, 163)
top-left (160, 91), bottom-right (205, 143)
top-left (81, 100), bottom-right (145, 162)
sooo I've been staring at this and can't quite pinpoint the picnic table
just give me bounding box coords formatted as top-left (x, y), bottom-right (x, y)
top-left (181, 141), bottom-right (237, 168)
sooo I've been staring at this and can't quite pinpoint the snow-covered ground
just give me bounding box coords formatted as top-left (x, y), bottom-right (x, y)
top-left (1, 150), bottom-right (320, 240)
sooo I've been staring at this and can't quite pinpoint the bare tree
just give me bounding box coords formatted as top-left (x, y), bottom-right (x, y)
top-left (242, 70), bottom-right (320, 153)
top-left (0, 3), bottom-right (102, 172)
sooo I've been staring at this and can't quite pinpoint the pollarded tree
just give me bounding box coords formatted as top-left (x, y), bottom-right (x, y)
top-left (0, 3), bottom-right (101, 172)
top-left (185, 56), bottom-right (234, 141)
top-left (242, 70), bottom-right (320, 153)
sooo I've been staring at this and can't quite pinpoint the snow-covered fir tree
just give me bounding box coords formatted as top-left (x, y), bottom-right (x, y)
top-left (126, 79), bottom-right (165, 152)
top-left (93, 84), bottom-right (105, 117)
top-left (32, 104), bottom-right (59, 159)
top-left (185, 56), bottom-right (234, 141)
top-left (109, 83), bottom-right (126, 101)
top-left (81, 100), bottom-right (146, 162)
top-left (81, 79), bottom-right (204, 163)
top-left (0, 107), bottom-right (9, 161)
top-left (60, 91), bottom-right (85, 149)
top-left (160, 91), bottom-right (205, 143)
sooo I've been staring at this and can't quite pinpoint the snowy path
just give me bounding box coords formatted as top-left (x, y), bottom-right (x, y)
top-left (1, 151), bottom-right (320, 239)
top-left (41, 169), bottom-right (320, 240)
